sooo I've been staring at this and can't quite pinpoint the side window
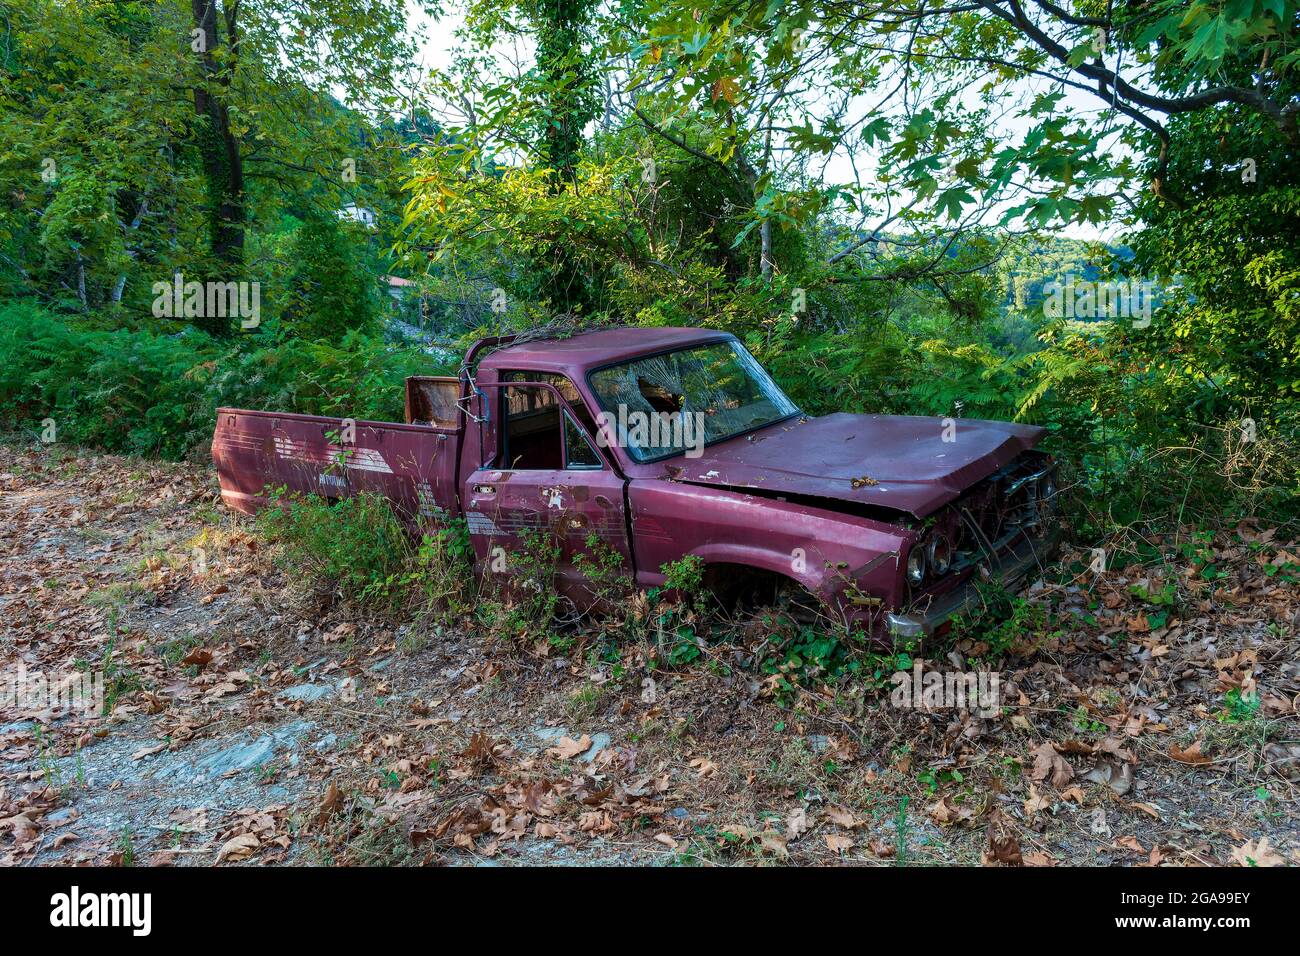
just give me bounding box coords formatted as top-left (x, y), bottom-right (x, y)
top-left (500, 370), bottom-right (603, 471)
top-left (501, 369), bottom-right (599, 434)
top-left (564, 412), bottom-right (601, 469)
top-left (503, 385), bottom-right (562, 470)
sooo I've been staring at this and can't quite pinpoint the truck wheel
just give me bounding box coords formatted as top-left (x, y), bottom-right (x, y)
top-left (703, 565), bottom-right (820, 625)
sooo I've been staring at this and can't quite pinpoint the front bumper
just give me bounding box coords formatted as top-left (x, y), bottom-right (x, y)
top-left (886, 527), bottom-right (1062, 639)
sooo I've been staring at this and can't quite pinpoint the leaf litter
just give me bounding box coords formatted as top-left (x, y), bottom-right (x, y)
top-left (1, 442), bottom-right (1298, 866)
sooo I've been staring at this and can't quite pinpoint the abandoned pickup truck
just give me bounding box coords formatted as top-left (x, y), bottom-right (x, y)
top-left (212, 327), bottom-right (1060, 640)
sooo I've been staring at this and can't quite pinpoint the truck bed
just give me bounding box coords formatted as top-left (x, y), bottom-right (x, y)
top-left (212, 407), bottom-right (461, 521)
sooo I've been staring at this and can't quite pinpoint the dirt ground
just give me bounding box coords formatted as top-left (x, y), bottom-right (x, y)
top-left (2, 440), bottom-right (1298, 867)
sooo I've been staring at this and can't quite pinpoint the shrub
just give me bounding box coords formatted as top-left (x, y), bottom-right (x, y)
top-left (279, 214), bottom-right (381, 343)
top-left (254, 490), bottom-right (477, 620)
top-left (256, 491), bottom-right (416, 612)
top-left (0, 300), bottom-right (218, 456)
top-left (0, 300), bottom-right (451, 458)
top-left (411, 511), bottom-right (477, 616)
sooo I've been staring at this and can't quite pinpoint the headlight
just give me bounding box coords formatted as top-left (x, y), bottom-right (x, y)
top-left (928, 535), bottom-right (953, 576)
top-left (906, 547), bottom-right (927, 585)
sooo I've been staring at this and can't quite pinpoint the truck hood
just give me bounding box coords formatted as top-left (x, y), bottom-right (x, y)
top-left (663, 413), bottom-right (1045, 518)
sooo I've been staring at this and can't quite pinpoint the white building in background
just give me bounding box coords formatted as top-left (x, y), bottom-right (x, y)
top-left (338, 203), bottom-right (376, 228)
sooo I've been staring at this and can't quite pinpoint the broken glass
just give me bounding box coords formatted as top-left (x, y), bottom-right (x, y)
top-left (588, 340), bottom-right (799, 462)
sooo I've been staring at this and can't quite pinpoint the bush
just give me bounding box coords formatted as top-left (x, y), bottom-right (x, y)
top-left (0, 300), bottom-right (452, 457)
top-left (255, 490), bottom-right (476, 619)
top-left (279, 214), bottom-right (381, 343)
top-left (0, 299), bottom-right (218, 456)
top-left (256, 491), bottom-right (416, 611)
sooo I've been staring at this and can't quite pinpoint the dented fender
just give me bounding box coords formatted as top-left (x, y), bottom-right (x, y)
top-left (627, 479), bottom-right (910, 614)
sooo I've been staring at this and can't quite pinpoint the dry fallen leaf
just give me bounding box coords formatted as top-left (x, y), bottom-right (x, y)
top-left (215, 833), bottom-right (260, 864)
top-left (868, 838), bottom-right (895, 858)
top-left (546, 734), bottom-right (592, 760)
top-left (689, 756), bottom-right (718, 778)
top-left (927, 797), bottom-right (975, 826)
top-left (315, 782), bottom-right (342, 826)
top-left (1116, 835), bottom-right (1145, 853)
top-left (1130, 802), bottom-right (1163, 820)
top-left (759, 831), bottom-right (789, 859)
top-left (825, 834), bottom-right (855, 853)
top-left (1024, 783), bottom-right (1054, 816)
top-left (180, 647), bottom-right (212, 669)
top-left (1082, 757), bottom-right (1134, 796)
top-left (2, 812), bottom-right (39, 846)
top-left (1232, 837), bottom-right (1284, 867)
top-left (1089, 807), bottom-right (1111, 837)
top-left (1031, 741), bottom-right (1074, 788)
top-left (826, 805), bottom-right (862, 829)
top-left (985, 831), bottom-right (1023, 866)
top-left (786, 806), bottom-right (810, 839)
top-left (1168, 740), bottom-right (1213, 765)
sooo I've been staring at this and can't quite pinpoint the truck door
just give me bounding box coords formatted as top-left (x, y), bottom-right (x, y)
top-left (464, 381), bottom-right (631, 609)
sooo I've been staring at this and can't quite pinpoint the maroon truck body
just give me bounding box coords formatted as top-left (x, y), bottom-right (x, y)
top-left (213, 327), bottom-right (1060, 640)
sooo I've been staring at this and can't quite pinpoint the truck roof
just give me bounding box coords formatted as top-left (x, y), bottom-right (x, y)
top-left (481, 326), bottom-right (734, 377)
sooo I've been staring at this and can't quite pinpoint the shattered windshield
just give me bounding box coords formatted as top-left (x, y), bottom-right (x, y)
top-left (588, 340), bottom-right (800, 462)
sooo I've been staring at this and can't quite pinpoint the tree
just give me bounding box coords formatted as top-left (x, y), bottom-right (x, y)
top-left (182, 0), bottom-right (417, 306)
top-left (0, 0), bottom-right (424, 331)
top-left (280, 213), bottom-right (380, 343)
top-left (535, 0), bottom-right (601, 311)
top-left (625, 0), bottom-right (1299, 229)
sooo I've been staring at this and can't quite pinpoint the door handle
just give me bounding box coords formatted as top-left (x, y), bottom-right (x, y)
top-left (473, 484), bottom-right (496, 494)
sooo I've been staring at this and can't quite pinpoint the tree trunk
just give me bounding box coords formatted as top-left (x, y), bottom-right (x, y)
top-left (191, 0), bottom-right (245, 333)
top-left (75, 250), bottom-right (87, 311)
top-left (535, 0), bottom-right (596, 314)
top-left (112, 198), bottom-right (149, 303)
top-left (733, 152), bottom-right (772, 279)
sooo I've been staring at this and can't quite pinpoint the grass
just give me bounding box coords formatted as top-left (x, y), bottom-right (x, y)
top-left (255, 491), bottom-right (475, 620)
top-left (158, 632), bottom-right (207, 668)
top-left (85, 582), bottom-right (143, 609)
top-left (564, 683), bottom-right (608, 722)
top-left (100, 635), bottom-right (144, 714)
top-left (307, 789), bottom-right (417, 867)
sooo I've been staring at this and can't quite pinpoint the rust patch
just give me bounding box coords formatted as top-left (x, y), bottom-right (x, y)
top-left (594, 494), bottom-right (613, 509)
